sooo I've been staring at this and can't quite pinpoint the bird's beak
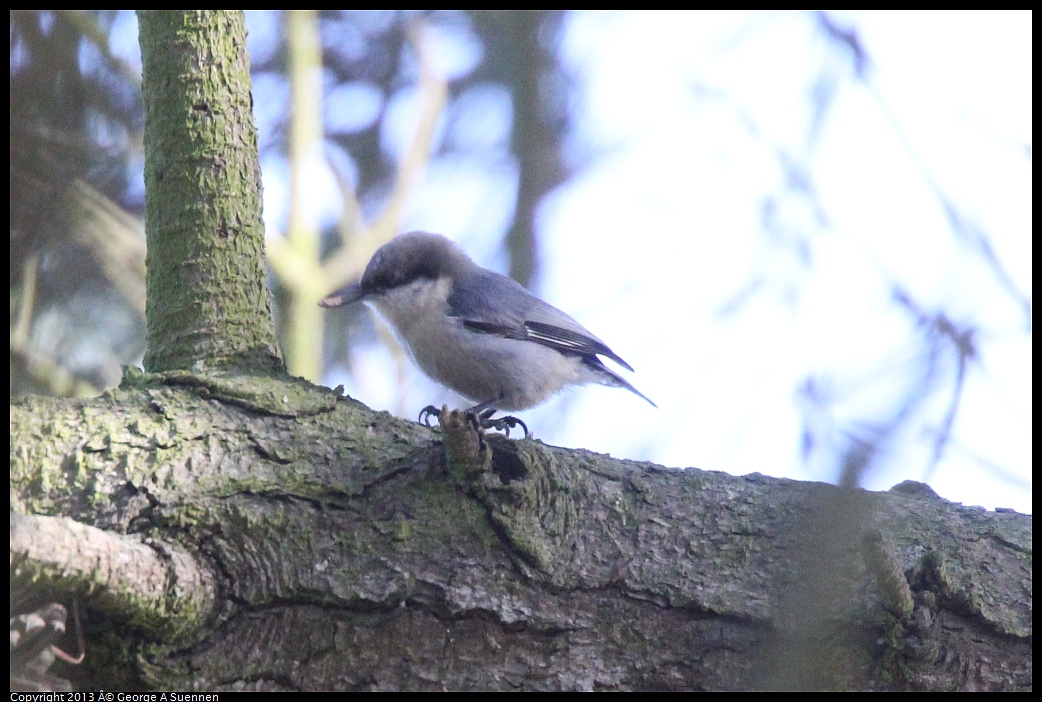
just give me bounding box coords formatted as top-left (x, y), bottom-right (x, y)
top-left (319, 281), bottom-right (367, 308)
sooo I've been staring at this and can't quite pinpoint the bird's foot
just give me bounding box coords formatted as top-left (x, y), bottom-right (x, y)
top-left (418, 405), bottom-right (529, 439)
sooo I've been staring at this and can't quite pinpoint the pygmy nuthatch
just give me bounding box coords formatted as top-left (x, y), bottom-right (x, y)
top-left (320, 231), bottom-right (655, 428)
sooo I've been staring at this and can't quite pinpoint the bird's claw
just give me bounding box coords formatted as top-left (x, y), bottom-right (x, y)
top-left (476, 408), bottom-right (530, 439)
top-left (419, 405), bottom-right (441, 427)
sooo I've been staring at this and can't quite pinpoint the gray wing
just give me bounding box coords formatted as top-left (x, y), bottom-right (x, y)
top-left (447, 268), bottom-right (634, 371)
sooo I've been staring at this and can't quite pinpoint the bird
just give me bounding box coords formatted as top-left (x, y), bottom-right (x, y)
top-left (320, 231), bottom-right (654, 435)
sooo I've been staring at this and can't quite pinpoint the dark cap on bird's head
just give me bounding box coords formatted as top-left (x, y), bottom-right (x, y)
top-left (320, 232), bottom-right (474, 308)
